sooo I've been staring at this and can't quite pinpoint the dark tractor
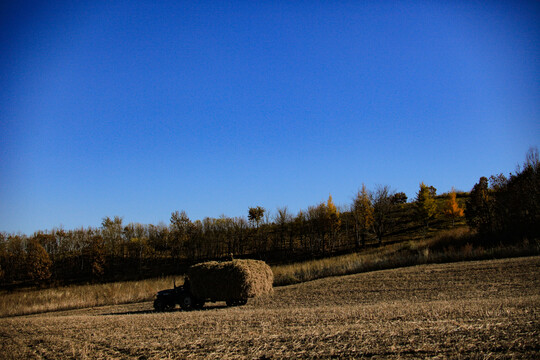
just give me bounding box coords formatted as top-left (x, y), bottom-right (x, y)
top-left (153, 278), bottom-right (205, 312)
top-left (153, 277), bottom-right (248, 311)
top-left (153, 259), bottom-right (274, 312)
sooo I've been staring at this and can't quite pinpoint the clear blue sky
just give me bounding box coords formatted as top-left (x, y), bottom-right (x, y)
top-left (1, 1), bottom-right (539, 234)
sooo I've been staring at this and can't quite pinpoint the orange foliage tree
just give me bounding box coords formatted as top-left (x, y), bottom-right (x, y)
top-left (26, 238), bottom-right (52, 284)
top-left (444, 188), bottom-right (464, 227)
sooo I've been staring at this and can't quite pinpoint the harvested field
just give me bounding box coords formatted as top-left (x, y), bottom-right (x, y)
top-left (1, 256), bottom-right (539, 359)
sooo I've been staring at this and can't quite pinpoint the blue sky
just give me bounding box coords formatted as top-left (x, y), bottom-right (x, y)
top-left (1, 1), bottom-right (539, 234)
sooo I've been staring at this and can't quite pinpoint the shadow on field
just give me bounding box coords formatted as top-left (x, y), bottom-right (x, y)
top-left (102, 304), bottom-right (229, 316)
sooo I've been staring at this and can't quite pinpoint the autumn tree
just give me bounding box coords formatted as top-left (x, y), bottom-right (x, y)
top-left (34, 232), bottom-right (57, 263)
top-left (306, 203), bottom-right (325, 253)
top-left (148, 223), bottom-right (169, 252)
top-left (390, 192), bottom-right (408, 205)
top-left (89, 234), bottom-right (106, 280)
top-left (497, 147), bottom-right (540, 240)
top-left (325, 195), bottom-right (341, 252)
top-left (248, 206), bottom-right (266, 255)
top-left (274, 207), bottom-right (293, 251)
top-left (465, 177), bottom-right (494, 236)
top-left (464, 147), bottom-right (540, 243)
top-left (248, 206), bottom-right (265, 228)
top-left (26, 238), bottom-right (52, 284)
top-left (170, 211), bottom-right (192, 261)
top-left (231, 217), bottom-right (249, 255)
top-left (4, 235), bottom-right (26, 283)
top-left (415, 182), bottom-right (438, 235)
top-left (294, 210), bottom-right (308, 252)
top-left (0, 233), bottom-right (7, 283)
top-left (371, 185), bottom-right (395, 246)
top-left (443, 188), bottom-right (464, 227)
top-left (352, 184), bottom-right (373, 249)
top-left (101, 216), bottom-right (123, 258)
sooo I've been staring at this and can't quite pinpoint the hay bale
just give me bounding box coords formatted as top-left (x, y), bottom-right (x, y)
top-left (188, 259), bottom-right (273, 300)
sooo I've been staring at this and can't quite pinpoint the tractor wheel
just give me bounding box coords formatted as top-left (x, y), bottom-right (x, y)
top-left (226, 299), bottom-right (247, 307)
top-left (154, 299), bottom-right (165, 312)
top-left (193, 300), bottom-right (205, 310)
top-left (180, 295), bottom-right (193, 311)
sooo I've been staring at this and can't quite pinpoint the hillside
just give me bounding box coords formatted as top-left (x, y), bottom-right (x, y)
top-left (2, 256), bottom-right (538, 359)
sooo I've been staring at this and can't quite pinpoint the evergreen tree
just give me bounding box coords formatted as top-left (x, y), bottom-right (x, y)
top-left (416, 182), bottom-right (438, 235)
top-left (465, 177), bottom-right (494, 236)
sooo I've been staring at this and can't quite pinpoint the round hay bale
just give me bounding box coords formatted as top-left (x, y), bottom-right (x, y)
top-left (188, 259), bottom-right (273, 300)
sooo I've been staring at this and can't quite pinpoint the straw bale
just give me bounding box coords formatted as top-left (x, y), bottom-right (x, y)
top-left (188, 259), bottom-right (273, 300)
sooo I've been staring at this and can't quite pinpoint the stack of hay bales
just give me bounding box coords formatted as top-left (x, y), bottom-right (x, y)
top-left (188, 259), bottom-right (273, 300)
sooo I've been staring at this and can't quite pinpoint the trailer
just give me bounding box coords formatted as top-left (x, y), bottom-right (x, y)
top-left (153, 259), bottom-right (273, 311)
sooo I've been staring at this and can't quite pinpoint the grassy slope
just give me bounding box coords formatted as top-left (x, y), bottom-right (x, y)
top-left (0, 196), bottom-right (534, 318)
top-left (2, 224), bottom-right (538, 318)
top-left (1, 256), bottom-right (539, 359)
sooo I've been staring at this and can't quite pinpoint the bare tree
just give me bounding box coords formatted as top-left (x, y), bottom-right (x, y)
top-left (371, 185), bottom-right (395, 246)
top-left (248, 206), bottom-right (266, 255)
top-left (274, 207), bottom-right (292, 251)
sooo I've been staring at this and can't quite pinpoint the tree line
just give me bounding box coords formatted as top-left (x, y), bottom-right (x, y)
top-left (1, 149), bottom-right (537, 287)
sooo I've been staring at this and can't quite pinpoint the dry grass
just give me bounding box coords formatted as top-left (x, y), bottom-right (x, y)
top-left (272, 228), bottom-right (540, 286)
top-left (1, 256), bottom-right (538, 359)
top-left (0, 276), bottom-right (180, 318)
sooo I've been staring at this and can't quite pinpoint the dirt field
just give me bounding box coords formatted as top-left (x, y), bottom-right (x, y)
top-left (1, 256), bottom-right (539, 359)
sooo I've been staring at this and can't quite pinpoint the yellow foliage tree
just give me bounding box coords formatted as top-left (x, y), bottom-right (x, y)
top-left (353, 184), bottom-right (373, 248)
top-left (416, 182), bottom-right (438, 236)
top-left (444, 188), bottom-right (464, 227)
top-left (326, 195), bottom-right (341, 252)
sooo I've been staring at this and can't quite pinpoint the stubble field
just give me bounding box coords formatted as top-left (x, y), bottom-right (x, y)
top-left (1, 256), bottom-right (539, 359)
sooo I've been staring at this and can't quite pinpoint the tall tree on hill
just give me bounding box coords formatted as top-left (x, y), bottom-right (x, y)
top-left (416, 182), bottom-right (438, 236)
top-left (352, 184), bottom-right (373, 249)
top-left (294, 210), bottom-right (307, 252)
top-left (170, 211), bottom-right (192, 261)
top-left (5, 235), bottom-right (26, 283)
top-left (0, 234), bottom-right (7, 283)
top-left (274, 207), bottom-right (292, 251)
top-left (465, 177), bottom-right (494, 236)
top-left (488, 147), bottom-right (540, 241)
top-left (101, 216), bottom-right (123, 258)
top-left (90, 234), bottom-right (106, 280)
top-left (443, 188), bottom-right (464, 227)
top-left (248, 206), bottom-right (266, 255)
top-left (371, 185), bottom-right (395, 246)
top-left (307, 203), bottom-right (326, 253)
top-left (326, 195), bottom-right (341, 252)
top-left (500, 147), bottom-right (540, 240)
top-left (26, 238), bottom-right (52, 284)
top-left (390, 192), bottom-right (408, 205)
top-left (248, 206), bottom-right (265, 228)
